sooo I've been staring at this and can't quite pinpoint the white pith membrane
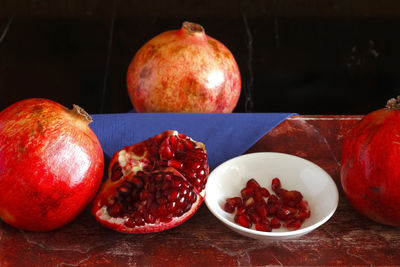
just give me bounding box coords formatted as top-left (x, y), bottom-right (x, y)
top-left (94, 130), bottom-right (207, 233)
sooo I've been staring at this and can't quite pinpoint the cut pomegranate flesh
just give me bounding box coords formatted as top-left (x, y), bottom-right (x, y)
top-left (223, 178), bottom-right (311, 232)
top-left (92, 130), bottom-right (209, 233)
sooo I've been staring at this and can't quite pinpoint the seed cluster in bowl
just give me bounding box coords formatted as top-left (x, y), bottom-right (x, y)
top-left (223, 178), bottom-right (311, 232)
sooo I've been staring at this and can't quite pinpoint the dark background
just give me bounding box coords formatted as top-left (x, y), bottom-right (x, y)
top-left (1, 0), bottom-right (400, 115)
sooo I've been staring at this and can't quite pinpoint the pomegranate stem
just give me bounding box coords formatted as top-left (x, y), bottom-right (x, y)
top-left (182, 21), bottom-right (205, 35)
top-left (386, 96), bottom-right (400, 110)
top-left (71, 104), bottom-right (93, 124)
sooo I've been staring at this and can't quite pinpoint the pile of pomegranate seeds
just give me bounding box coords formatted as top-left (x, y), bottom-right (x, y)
top-left (223, 178), bottom-right (311, 232)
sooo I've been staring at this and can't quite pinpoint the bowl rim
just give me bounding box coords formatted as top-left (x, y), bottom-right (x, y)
top-left (204, 151), bottom-right (339, 237)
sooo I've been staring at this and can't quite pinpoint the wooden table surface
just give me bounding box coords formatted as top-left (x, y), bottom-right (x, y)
top-left (1, 115), bottom-right (399, 266)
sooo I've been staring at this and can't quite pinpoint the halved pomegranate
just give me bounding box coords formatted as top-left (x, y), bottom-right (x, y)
top-left (91, 130), bottom-right (209, 233)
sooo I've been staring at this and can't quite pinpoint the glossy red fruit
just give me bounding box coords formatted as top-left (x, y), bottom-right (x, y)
top-left (127, 21), bottom-right (241, 113)
top-left (0, 98), bottom-right (104, 231)
top-left (341, 96), bottom-right (400, 226)
top-left (92, 130), bottom-right (209, 233)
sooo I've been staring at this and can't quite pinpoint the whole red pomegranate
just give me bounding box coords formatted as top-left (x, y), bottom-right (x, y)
top-left (341, 96), bottom-right (400, 226)
top-left (127, 21), bottom-right (241, 113)
top-left (92, 130), bottom-right (209, 233)
top-left (0, 98), bottom-right (104, 231)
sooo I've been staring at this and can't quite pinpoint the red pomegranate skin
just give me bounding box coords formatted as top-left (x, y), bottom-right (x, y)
top-left (341, 104), bottom-right (400, 226)
top-left (0, 98), bottom-right (104, 231)
top-left (127, 22), bottom-right (241, 113)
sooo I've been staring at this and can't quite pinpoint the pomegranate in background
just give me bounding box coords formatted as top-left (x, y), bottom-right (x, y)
top-left (341, 96), bottom-right (400, 226)
top-left (92, 130), bottom-right (209, 233)
top-left (127, 21), bottom-right (241, 113)
top-left (0, 98), bottom-right (104, 231)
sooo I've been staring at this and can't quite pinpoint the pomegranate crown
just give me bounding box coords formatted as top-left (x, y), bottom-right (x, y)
top-left (386, 96), bottom-right (400, 109)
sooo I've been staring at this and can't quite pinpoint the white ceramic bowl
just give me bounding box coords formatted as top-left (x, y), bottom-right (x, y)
top-left (205, 152), bottom-right (339, 241)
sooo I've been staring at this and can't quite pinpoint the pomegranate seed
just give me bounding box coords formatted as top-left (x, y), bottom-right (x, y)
top-left (161, 181), bottom-right (171, 191)
top-left (144, 213), bottom-right (155, 224)
top-left (188, 171), bottom-right (196, 179)
top-left (287, 220), bottom-right (302, 231)
top-left (177, 133), bottom-right (187, 139)
top-left (194, 178), bottom-right (202, 186)
top-left (160, 215), bottom-right (173, 223)
top-left (240, 187), bottom-right (253, 200)
top-left (158, 204), bottom-right (168, 217)
top-left (236, 206), bottom-right (247, 215)
top-left (177, 142), bottom-right (185, 151)
top-left (248, 211), bottom-right (260, 224)
top-left (224, 202), bottom-right (235, 213)
top-left (271, 177), bottom-right (281, 192)
top-left (261, 187), bottom-right (270, 198)
top-left (157, 197), bottom-right (167, 205)
top-left (270, 217), bottom-right (281, 229)
top-left (192, 162), bottom-right (201, 169)
top-left (255, 204), bottom-right (268, 220)
top-left (183, 202), bottom-right (192, 212)
top-left (280, 189), bottom-right (303, 206)
top-left (255, 222), bottom-right (272, 232)
top-left (224, 197), bottom-right (242, 213)
top-left (246, 178), bottom-right (261, 189)
top-left (198, 170), bottom-right (205, 177)
top-left (169, 135), bottom-right (178, 150)
top-left (225, 197), bottom-right (242, 207)
top-left (180, 188), bottom-right (188, 196)
top-left (268, 205), bottom-right (278, 216)
top-left (244, 197), bottom-right (255, 208)
top-left (167, 189), bottom-right (180, 201)
top-left (155, 174), bottom-right (163, 182)
top-left (171, 177), bottom-right (181, 188)
top-left (235, 214), bottom-right (252, 228)
top-left (177, 196), bottom-right (186, 207)
top-left (138, 190), bottom-right (152, 200)
top-left (131, 177), bottom-right (144, 188)
top-left (276, 207), bottom-right (297, 220)
top-left (254, 187), bottom-right (264, 202)
top-left (268, 194), bottom-right (278, 204)
top-left (295, 211), bottom-right (310, 220)
top-left (168, 159), bottom-right (183, 169)
top-left (297, 200), bottom-right (310, 212)
top-left (168, 201), bottom-right (177, 212)
top-left (176, 208), bottom-right (184, 217)
top-left (185, 140), bottom-right (195, 150)
top-left (117, 181), bottom-right (132, 196)
top-left (108, 202), bottom-right (123, 217)
top-left (135, 171), bottom-right (145, 177)
top-left (111, 163), bottom-right (123, 181)
top-left (190, 193), bottom-right (197, 203)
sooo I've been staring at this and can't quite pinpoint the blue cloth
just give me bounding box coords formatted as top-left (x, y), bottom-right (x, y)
top-left (90, 113), bottom-right (295, 170)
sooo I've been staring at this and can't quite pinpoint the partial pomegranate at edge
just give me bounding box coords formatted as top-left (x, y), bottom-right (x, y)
top-left (92, 130), bottom-right (209, 233)
top-left (127, 21), bottom-right (241, 113)
top-left (341, 96), bottom-right (400, 226)
top-left (0, 98), bottom-right (104, 231)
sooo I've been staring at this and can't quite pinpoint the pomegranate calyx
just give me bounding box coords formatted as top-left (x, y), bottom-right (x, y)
top-left (182, 21), bottom-right (205, 36)
top-left (71, 104), bottom-right (93, 124)
top-left (385, 96), bottom-right (400, 110)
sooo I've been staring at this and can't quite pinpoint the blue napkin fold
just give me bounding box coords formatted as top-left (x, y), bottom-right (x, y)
top-left (90, 113), bottom-right (295, 170)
